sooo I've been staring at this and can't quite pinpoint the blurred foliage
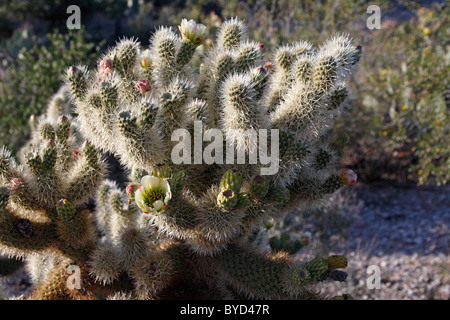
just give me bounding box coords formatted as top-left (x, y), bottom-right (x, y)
top-left (0, 29), bottom-right (102, 155)
top-left (346, 4), bottom-right (449, 185)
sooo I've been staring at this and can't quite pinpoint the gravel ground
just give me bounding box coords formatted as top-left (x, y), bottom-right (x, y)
top-left (316, 182), bottom-right (450, 300)
top-left (1, 183), bottom-right (449, 300)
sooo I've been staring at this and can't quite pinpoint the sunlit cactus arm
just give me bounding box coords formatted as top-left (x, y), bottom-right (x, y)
top-left (63, 141), bottom-right (105, 205)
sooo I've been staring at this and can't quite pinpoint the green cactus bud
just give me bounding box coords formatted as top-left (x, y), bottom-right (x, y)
top-left (170, 170), bottom-right (186, 193)
top-left (138, 102), bottom-right (158, 128)
top-left (25, 152), bottom-right (43, 175)
top-left (249, 175), bottom-right (269, 199)
top-left (0, 186), bottom-right (9, 212)
top-left (152, 165), bottom-right (172, 179)
top-left (176, 39), bottom-right (198, 67)
top-left (217, 53), bottom-right (234, 79)
top-left (290, 267), bottom-right (311, 285)
top-left (303, 256), bottom-right (329, 281)
top-left (131, 168), bottom-right (149, 183)
top-left (117, 40), bottom-right (138, 73)
top-left (326, 255), bottom-right (348, 270)
top-left (313, 56), bottom-right (337, 93)
top-left (100, 81), bottom-right (118, 111)
top-left (66, 66), bottom-right (87, 101)
top-left (294, 59), bottom-right (312, 83)
top-left (219, 18), bottom-right (245, 50)
top-left (118, 112), bottom-right (138, 138)
top-left (109, 191), bottom-right (124, 215)
top-left (268, 187), bottom-right (290, 203)
top-left (220, 169), bottom-right (242, 193)
top-left (217, 189), bottom-right (239, 210)
top-left (329, 270), bottom-right (348, 282)
top-left (276, 48), bottom-right (293, 71)
top-left (329, 87), bottom-right (348, 110)
top-left (157, 37), bottom-right (176, 65)
top-left (87, 92), bottom-right (102, 109)
top-left (39, 123), bottom-right (55, 141)
top-left (314, 149), bottom-right (332, 170)
top-left (56, 199), bottom-right (77, 221)
top-left (235, 192), bottom-right (251, 209)
top-left (321, 175), bottom-right (343, 194)
top-left (42, 140), bottom-right (57, 170)
top-left (235, 44), bottom-right (263, 72)
top-left (82, 141), bottom-right (99, 169)
top-left (97, 183), bottom-right (111, 206)
top-left (55, 115), bottom-right (70, 143)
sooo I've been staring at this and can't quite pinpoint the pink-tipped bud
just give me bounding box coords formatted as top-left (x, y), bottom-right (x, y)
top-left (10, 178), bottom-right (24, 194)
top-left (30, 114), bottom-right (36, 121)
top-left (257, 65), bottom-right (267, 74)
top-left (73, 149), bottom-right (79, 159)
top-left (68, 66), bottom-right (78, 76)
top-left (265, 62), bottom-right (274, 72)
top-left (99, 58), bottom-right (113, 70)
top-left (126, 183), bottom-right (138, 200)
top-left (140, 59), bottom-right (152, 70)
top-left (58, 115), bottom-right (68, 123)
top-left (46, 139), bottom-right (56, 147)
top-left (136, 80), bottom-right (151, 94)
top-left (339, 168), bottom-right (357, 186)
top-left (257, 43), bottom-right (266, 52)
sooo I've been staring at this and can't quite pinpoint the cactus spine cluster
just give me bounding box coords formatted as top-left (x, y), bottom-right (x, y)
top-left (0, 18), bottom-right (360, 300)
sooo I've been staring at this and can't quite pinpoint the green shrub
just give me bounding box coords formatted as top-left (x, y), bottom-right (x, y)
top-left (0, 29), bottom-right (102, 155)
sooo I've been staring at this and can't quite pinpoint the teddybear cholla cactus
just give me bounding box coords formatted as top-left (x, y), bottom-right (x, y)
top-left (0, 18), bottom-right (359, 300)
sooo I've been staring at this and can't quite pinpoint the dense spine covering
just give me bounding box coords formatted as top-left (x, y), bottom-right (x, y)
top-left (0, 18), bottom-right (361, 300)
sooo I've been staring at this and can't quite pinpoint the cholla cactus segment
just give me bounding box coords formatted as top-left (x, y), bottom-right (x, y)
top-left (178, 19), bottom-right (206, 45)
top-left (303, 256), bottom-right (329, 281)
top-left (135, 175), bottom-right (172, 215)
top-left (329, 270), bottom-right (347, 282)
top-left (152, 165), bottom-right (172, 179)
top-left (235, 192), bottom-right (251, 209)
top-left (56, 199), bottom-right (77, 221)
top-left (217, 17), bottom-right (247, 50)
top-left (169, 170), bottom-right (185, 193)
top-left (249, 175), bottom-right (269, 199)
top-left (65, 65), bottom-right (88, 101)
top-left (321, 175), bottom-right (343, 194)
top-left (326, 255), bottom-right (348, 270)
top-left (220, 170), bottom-right (242, 193)
top-left (217, 189), bottom-right (239, 210)
top-left (339, 168), bottom-right (357, 186)
top-left (0, 186), bottom-right (9, 212)
top-left (39, 123), bottom-right (56, 141)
